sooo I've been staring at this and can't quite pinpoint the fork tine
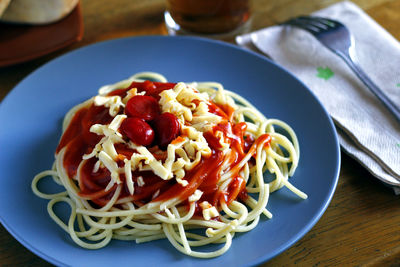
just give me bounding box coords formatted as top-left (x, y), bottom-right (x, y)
top-left (296, 16), bottom-right (332, 30)
top-left (284, 15), bottom-right (345, 36)
top-left (285, 18), bottom-right (322, 34)
top-left (298, 16), bottom-right (340, 28)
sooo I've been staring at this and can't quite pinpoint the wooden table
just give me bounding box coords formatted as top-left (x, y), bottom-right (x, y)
top-left (1, 0), bottom-right (399, 265)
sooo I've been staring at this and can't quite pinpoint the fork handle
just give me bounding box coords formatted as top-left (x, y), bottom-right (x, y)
top-left (337, 51), bottom-right (400, 123)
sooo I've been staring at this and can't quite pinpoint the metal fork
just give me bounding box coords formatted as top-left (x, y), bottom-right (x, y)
top-left (284, 16), bottom-right (400, 123)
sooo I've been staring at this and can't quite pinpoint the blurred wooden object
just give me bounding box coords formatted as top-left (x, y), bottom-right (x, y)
top-left (1, 0), bottom-right (399, 266)
top-left (0, 0), bottom-right (79, 24)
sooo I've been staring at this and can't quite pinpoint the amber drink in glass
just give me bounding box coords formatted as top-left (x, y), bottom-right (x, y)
top-left (165, 0), bottom-right (251, 37)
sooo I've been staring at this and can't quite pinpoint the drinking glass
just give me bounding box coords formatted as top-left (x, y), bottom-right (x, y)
top-left (164, 0), bottom-right (252, 38)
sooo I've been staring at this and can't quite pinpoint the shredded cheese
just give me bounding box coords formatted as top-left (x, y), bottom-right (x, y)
top-left (83, 82), bottom-right (231, 189)
top-left (200, 201), bottom-right (219, 220)
top-left (188, 190), bottom-right (203, 202)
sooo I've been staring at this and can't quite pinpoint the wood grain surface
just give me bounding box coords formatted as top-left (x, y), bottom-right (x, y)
top-left (1, 0), bottom-right (399, 266)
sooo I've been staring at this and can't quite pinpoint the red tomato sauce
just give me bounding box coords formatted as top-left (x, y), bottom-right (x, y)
top-left (56, 81), bottom-right (271, 218)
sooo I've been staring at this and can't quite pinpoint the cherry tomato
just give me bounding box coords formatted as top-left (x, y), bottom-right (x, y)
top-left (127, 81), bottom-right (176, 96)
top-left (151, 82), bottom-right (177, 95)
top-left (125, 95), bottom-right (160, 121)
top-left (152, 112), bottom-right (180, 148)
top-left (120, 117), bottom-right (154, 146)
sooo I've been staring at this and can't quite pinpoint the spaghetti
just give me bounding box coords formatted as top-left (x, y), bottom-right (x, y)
top-left (32, 72), bottom-right (307, 258)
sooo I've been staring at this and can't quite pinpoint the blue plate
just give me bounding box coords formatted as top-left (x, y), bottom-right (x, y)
top-left (0, 36), bottom-right (340, 266)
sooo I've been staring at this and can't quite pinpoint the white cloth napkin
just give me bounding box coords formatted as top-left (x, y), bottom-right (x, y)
top-left (236, 1), bottom-right (400, 192)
